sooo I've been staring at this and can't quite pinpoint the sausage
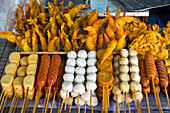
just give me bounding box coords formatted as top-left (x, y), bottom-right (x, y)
top-left (47, 55), bottom-right (61, 86)
top-left (142, 85), bottom-right (151, 94)
top-left (162, 87), bottom-right (170, 94)
top-left (145, 52), bottom-right (157, 80)
top-left (139, 60), bottom-right (150, 88)
top-left (46, 92), bottom-right (54, 100)
top-left (156, 60), bottom-right (169, 87)
top-left (151, 85), bottom-right (160, 94)
top-left (52, 60), bottom-right (66, 94)
top-left (44, 85), bottom-right (52, 92)
top-left (35, 90), bottom-right (44, 98)
top-left (36, 54), bottom-right (50, 87)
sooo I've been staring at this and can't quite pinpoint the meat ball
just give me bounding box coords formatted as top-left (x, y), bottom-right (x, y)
top-left (125, 93), bottom-right (133, 103)
top-left (113, 62), bottom-right (119, 70)
top-left (119, 57), bottom-right (129, 65)
top-left (74, 97), bottom-right (85, 106)
top-left (67, 51), bottom-right (77, 59)
top-left (73, 83), bottom-right (85, 94)
top-left (120, 49), bottom-right (128, 57)
top-left (87, 66), bottom-right (97, 74)
top-left (86, 73), bottom-right (97, 82)
top-left (130, 81), bottom-right (142, 92)
top-left (119, 65), bottom-right (129, 73)
top-left (75, 74), bottom-right (85, 83)
top-left (75, 67), bottom-right (85, 75)
top-left (88, 51), bottom-right (96, 58)
top-left (112, 84), bottom-right (122, 95)
top-left (81, 91), bottom-right (90, 101)
top-left (71, 91), bottom-right (78, 97)
top-left (114, 70), bottom-right (120, 77)
top-left (63, 73), bottom-right (74, 82)
top-left (66, 58), bottom-right (76, 66)
top-left (65, 66), bottom-right (75, 73)
top-left (119, 73), bottom-right (130, 82)
top-left (78, 50), bottom-right (87, 59)
top-left (114, 77), bottom-right (120, 85)
top-left (114, 55), bottom-right (120, 61)
top-left (120, 81), bottom-right (129, 92)
top-left (87, 58), bottom-right (97, 66)
top-left (87, 96), bottom-right (98, 106)
top-left (129, 56), bottom-right (138, 65)
top-left (132, 91), bottom-right (143, 102)
top-left (76, 58), bottom-right (86, 67)
top-left (130, 65), bottom-right (139, 73)
top-left (86, 81), bottom-right (97, 92)
top-left (129, 49), bottom-right (137, 56)
top-left (62, 81), bottom-right (73, 92)
top-left (130, 73), bottom-right (141, 83)
top-left (60, 89), bottom-right (69, 99)
top-left (113, 94), bottom-right (123, 103)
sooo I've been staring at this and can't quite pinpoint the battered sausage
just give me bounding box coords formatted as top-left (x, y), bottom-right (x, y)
top-left (156, 60), bottom-right (169, 87)
top-left (142, 85), bottom-right (151, 94)
top-left (151, 85), bottom-right (160, 94)
top-left (36, 54), bottom-right (50, 87)
top-left (139, 60), bottom-right (150, 88)
top-left (145, 52), bottom-right (157, 80)
top-left (47, 55), bottom-right (61, 86)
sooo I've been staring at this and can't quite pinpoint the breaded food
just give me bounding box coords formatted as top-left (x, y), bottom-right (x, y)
top-left (96, 49), bottom-right (113, 60)
top-left (13, 77), bottom-right (24, 90)
top-left (28, 54), bottom-right (38, 64)
top-left (1, 75), bottom-right (14, 88)
top-left (23, 75), bottom-right (35, 90)
top-left (5, 63), bottom-right (17, 77)
top-left (26, 64), bottom-right (37, 75)
top-left (17, 66), bottom-right (26, 76)
top-left (24, 88), bottom-right (35, 95)
top-left (97, 60), bottom-right (113, 73)
top-left (20, 56), bottom-right (28, 66)
top-left (9, 52), bottom-right (20, 64)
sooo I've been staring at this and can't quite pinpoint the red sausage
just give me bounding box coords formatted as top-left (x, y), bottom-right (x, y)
top-left (142, 85), bottom-right (151, 94)
top-left (139, 60), bottom-right (150, 88)
top-left (156, 60), bottom-right (169, 87)
top-left (162, 87), bottom-right (170, 94)
top-left (47, 55), bottom-right (61, 86)
top-left (145, 52), bottom-right (157, 80)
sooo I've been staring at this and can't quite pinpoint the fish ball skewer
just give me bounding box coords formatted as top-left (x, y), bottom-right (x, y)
top-left (75, 67), bottom-right (86, 75)
top-left (87, 59), bottom-right (97, 66)
top-left (88, 51), bottom-right (96, 58)
top-left (86, 73), bottom-right (97, 82)
top-left (129, 56), bottom-right (138, 65)
top-left (75, 75), bottom-right (85, 83)
top-left (130, 73), bottom-right (141, 83)
top-left (78, 50), bottom-right (87, 59)
top-left (76, 58), bottom-right (86, 67)
top-left (66, 59), bottom-right (76, 66)
top-left (67, 51), bottom-right (77, 59)
top-left (65, 66), bottom-right (75, 73)
top-left (119, 57), bottom-right (129, 65)
top-left (119, 65), bottom-right (129, 73)
top-left (63, 73), bottom-right (74, 82)
top-left (119, 73), bottom-right (130, 82)
top-left (87, 66), bottom-right (98, 74)
top-left (120, 49), bottom-right (128, 57)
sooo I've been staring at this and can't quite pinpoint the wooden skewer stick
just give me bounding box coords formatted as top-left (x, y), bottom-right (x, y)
top-left (21, 87), bottom-right (28, 113)
top-left (42, 92), bottom-right (48, 113)
top-left (106, 84), bottom-right (110, 108)
top-left (91, 105), bottom-right (93, 113)
top-left (9, 93), bottom-right (17, 113)
top-left (58, 98), bottom-right (61, 113)
top-left (78, 104), bottom-right (80, 113)
top-left (134, 89), bottom-right (137, 109)
top-left (128, 101), bottom-right (131, 113)
top-left (0, 90), bottom-right (4, 101)
top-left (45, 84), bottom-right (52, 113)
top-left (69, 95), bottom-right (74, 113)
top-left (104, 89), bottom-right (108, 113)
top-left (33, 86), bottom-right (41, 113)
top-left (165, 87), bottom-right (170, 111)
top-left (137, 101), bottom-right (141, 113)
top-left (0, 93), bottom-right (5, 110)
top-left (152, 78), bottom-right (158, 110)
top-left (24, 94), bottom-right (29, 113)
top-left (156, 91), bottom-right (163, 113)
top-left (64, 90), bottom-right (68, 110)
top-left (122, 91), bottom-right (125, 110)
top-left (116, 94), bottom-right (118, 113)
top-left (125, 93), bottom-right (127, 113)
top-left (1, 94), bottom-right (7, 113)
top-left (60, 97), bottom-right (65, 113)
top-left (77, 93), bottom-right (80, 109)
top-left (66, 105), bottom-right (68, 113)
top-left (145, 92), bottom-right (150, 113)
top-left (13, 95), bottom-right (19, 113)
top-left (102, 87), bottom-right (104, 113)
top-left (50, 92), bottom-right (56, 113)
top-left (90, 90), bottom-right (92, 107)
top-left (84, 101), bottom-right (87, 113)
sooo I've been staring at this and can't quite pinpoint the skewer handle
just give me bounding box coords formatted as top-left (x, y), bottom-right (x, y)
top-left (145, 92), bottom-right (150, 113)
top-left (45, 84), bottom-right (52, 113)
top-left (50, 92), bottom-right (56, 113)
top-left (64, 90), bottom-right (68, 110)
top-left (1, 95), bottom-right (8, 113)
top-left (165, 87), bottom-right (170, 111)
top-left (69, 96), bottom-right (74, 113)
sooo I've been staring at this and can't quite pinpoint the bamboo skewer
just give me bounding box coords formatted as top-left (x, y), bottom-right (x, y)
top-left (125, 93), bottom-right (126, 113)
top-left (122, 91), bottom-right (125, 110)
top-left (77, 93), bottom-right (80, 109)
top-left (66, 105), bottom-right (68, 113)
top-left (116, 94), bottom-right (118, 113)
top-left (33, 86), bottom-right (41, 113)
top-left (21, 88), bottom-right (28, 113)
top-left (60, 97), bottom-right (65, 113)
top-left (106, 84), bottom-right (110, 108)
top-left (13, 95), bottom-right (19, 113)
top-left (1, 95), bottom-right (7, 113)
top-left (134, 90), bottom-right (137, 109)
top-left (128, 101), bottom-right (131, 113)
top-left (45, 84), bottom-right (52, 113)
top-left (0, 93), bottom-right (5, 110)
top-left (69, 95), bottom-right (74, 113)
top-left (104, 89), bottom-right (108, 113)
top-left (90, 90), bottom-right (92, 107)
top-left (137, 101), bottom-right (141, 113)
top-left (91, 105), bottom-right (93, 113)
top-left (24, 95), bottom-right (29, 113)
top-left (42, 92), bottom-right (48, 113)
top-left (102, 87), bottom-right (104, 113)
top-left (64, 90), bottom-right (68, 110)
top-left (156, 91), bottom-right (163, 113)
top-left (145, 92), bottom-right (150, 113)
top-left (58, 98), bottom-right (61, 113)
top-left (165, 87), bottom-right (170, 111)
top-left (84, 101), bottom-right (87, 113)
top-left (9, 93), bottom-right (17, 113)
top-left (152, 78), bottom-right (158, 110)
top-left (78, 104), bottom-right (80, 113)
top-left (50, 92), bottom-right (56, 113)
top-left (0, 90), bottom-right (4, 101)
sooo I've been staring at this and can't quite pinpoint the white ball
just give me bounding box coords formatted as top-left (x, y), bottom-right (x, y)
top-left (73, 83), bottom-right (85, 94)
top-left (75, 74), bottom-right (85, 83)
top-left (119, 65), bottom-right (129, 73)
top-left (71, 91), bottom-right (78, 97)
top-left (87, 96), bottom-right (98, 106)
top-left (88, 51), bottom-right (96, 58)
top-left (130, 73), bottom-right (141, 83)
top-left (74, 97), bottom-right (85, 106)
top-left (67, 51), bottom-right (77, 59)
top-left (120, 49), bottom-right (128, 57)
top-left (65, 66), bottom-right (75, 73)
top-left (75, 67), bottom-right (86, 75)
top-left (119, 73), bottom-right (130, 82)
top-left (86, 73), bottom-right (97, 82)
top-left (119, 57), bottom-right (129, 65)
top-left (62, 81), bottom-right (73, 92)
top-left (113, 61), bottom-right (119, 70)
top-left (86, 81), bottom-right (97, 91)
top-left (78, 50), bottom-right (87, 59)
top-left (76, 58), bottom-right (86, 67)
top-left (59, 89), bottom-right (69, 99)
top-left (129, 49), bottom-right (137, 56)
top-left (81, 91), bottom-right (91, 101)
top-left (63, 73), bottom-right (74, 82)
top-left (87, 58), bottom-right (97, 66)
top-left (114, 70), bottom-right (120, 77)
top-left (66, 58), bottom-right (76, 66)
top-left (130, 65), bottom-right (139, 73)
top-left (129, 56), bottom-right (138, 65)
top-left (114, 55), bottom-right (120, 61)
top-left (87, 66), bottom-right (97, 74)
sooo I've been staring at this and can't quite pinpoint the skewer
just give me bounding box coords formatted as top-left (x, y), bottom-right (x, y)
top-left (69, 95), bottom-right (74, 113)
top-left (66, 105), bottom-right (68, 113)
top-left (78, 104), bottom-right (80, 113)
top-left (165, 87), bottom-right (170, 111)
top-left (102, 87), bottom-right (104, 113)
top-left (152, 78), bottom-right (158, 110)
top-left (156, 91), bottom-right (163, 113)
top-left (91, 105), bottom-right (93, 113)
top-left (84, 101), bottom-right (87, 113)
top-left (125, 93), bottom-right (126, 113)
top-left (77, 92), bottom-right (80, 109)
top-left (13, 95), bottom-right (19, 113)
top-left (21, 87), bottom-right (28, 113)
top-left (134, 89), bottom-right (137, 109)
top-left (137, 101), bottom-right (141, 113)
top-left (104, 89), bottom-right (108, 113)
top-left (0, 90), bottom-right (4, 101)
top-left (50, 92), bottom-right (56, 113)
top-left (128, 101), bottom-right (131, 113)
top-left (122, 91), bottom-right (125, 110)
top-left (106, 84), bottom-right (110, 108)
top-left (1, 94), bottom-right (8, 113)
top-left (116, 94), bottom-right (118, 113)
top-left (60, 97), bottom-right (65, 113)
top-left (145, 92), bottom-right (150, 113)
top-left (24, 94), bottom-right (29, 113)
top-left (90, 90), bottom-right (92, 106)
top-left (42, 92), bottom-right (48, 113)
top-left (33, 86), bottom-right (41, 113)
top-left (9, 93), bottom-right (17, 113)
top-left (0, 93), bottom-right (5, 110)
top-left (58, 98), bottom-right (61, 113)
top-left (64, 90), bottom-right (68, 110)
top-left (45, 84), bottom-right (52, 113)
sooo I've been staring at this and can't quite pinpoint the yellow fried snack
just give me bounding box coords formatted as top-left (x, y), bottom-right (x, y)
top-left (101, 29), bottom-right (110, 47)
top-left (97, 60), bottom-right (113, 73)
top-left (63, 14), bottom-right (73, 29)
top-left (96, 49), bottom-right (113, 61)
top-left (87, 9), bottom-right (98, 26)
top-left (0, 31), bottom-right (17, 43)
top-left (32, 30), bottom-right (38, 51)
top-left (21, 38), bottom-right (32, 52)
top-left (47, 37), bottom-right (59, 51)
top-left (116, 30), bottom-right (128, 49)
top-left (97, 33), bottom-right (104, 49)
